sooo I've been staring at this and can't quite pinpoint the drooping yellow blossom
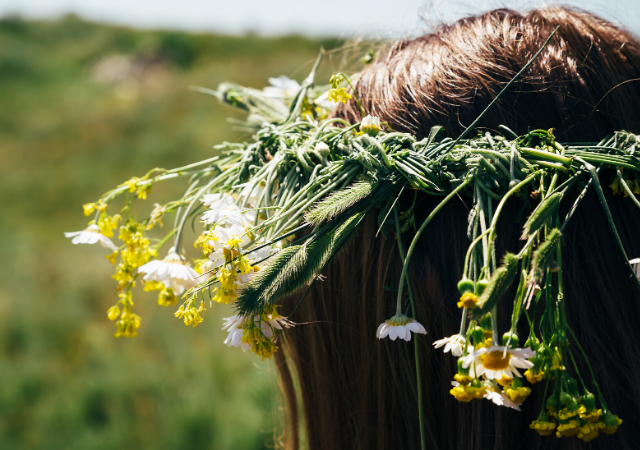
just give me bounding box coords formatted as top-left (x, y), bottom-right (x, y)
top-left (106, 251), bottom-right (118, 265)
top-left (555, 418), bottom-right (580, 437)
top-left (115, 308), bottom-right (141, 338)
top-left (530, 419), bottom-right (556, 436)
top-left (174, 303), bottom-right (204, 327)
top-left (453, 374), bottom-right (473, 386)
top-left (449, 383), bottom-right (487, 402)
top-left (157, 287), bottom-right (177, 307)
top-left (598, 414), bottom-right (622, 434)
top-left (524, 368), bottom-right (544, 384)
top-left (107, 305), bottom-right (120, 321)
top-left (580, 408), bottom-right (602, 423)
top-left (194, 229), bottom-right (219, 254)
top-left (457, 292), bottom-right (478, 309)
top-left (143, 280), bottom-right (164, 291)
top-left (577, 422), bottom-right (599, 442)
top-left (136, 184), bottom-right (152, 200)
top-left (497, 375), bottom-right (513, 387)
top-left (121, 177), bottom-right (142, 193)
top-left (327, 87), bottom-right (352, 104)
top-left (96, 211), bottom-right (120, 238)
top-left (504, 385), bottom-right (531, 403)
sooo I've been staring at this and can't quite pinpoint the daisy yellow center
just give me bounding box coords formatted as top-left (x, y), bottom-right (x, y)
top-left (480, 350), bottom-right (511, 370)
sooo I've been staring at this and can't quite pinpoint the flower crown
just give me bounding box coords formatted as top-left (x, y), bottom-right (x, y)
top-left (67, 47), bottom-right (639, 444)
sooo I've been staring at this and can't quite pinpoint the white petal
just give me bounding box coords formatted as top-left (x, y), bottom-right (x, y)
top-left (396, 326), bottom-right (406, 340)
top-left (388, 327), bottom-right (397, 341)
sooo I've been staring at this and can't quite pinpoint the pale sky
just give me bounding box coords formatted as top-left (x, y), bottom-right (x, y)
top-left (1, 0), bottom-right (638, 37)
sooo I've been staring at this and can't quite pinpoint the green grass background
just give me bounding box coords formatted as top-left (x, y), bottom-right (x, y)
top-left (0, 15), bottom-right (340, 449)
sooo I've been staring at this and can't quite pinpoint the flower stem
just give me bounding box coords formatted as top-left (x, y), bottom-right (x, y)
top-left (393, 207), bottom-right (426, 450)
top-left (396, 178), bottom-right (473, 310)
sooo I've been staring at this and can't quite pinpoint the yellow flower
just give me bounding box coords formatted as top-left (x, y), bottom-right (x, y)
top-left (121, 177), bottom-right (141, 193)
top-left (107, 305), bottom-right (120, 321)
top-left (580, 408), bottom-right (602, 423)
top-left (577, 422), bottom-right (599, 442)
top-left (83, 203), bottom-right (96, 216)
top-left (136, 184), bottom-right (151, 200)
top-left (524, 368), bottom-right (544, 384)
top-left (503, 385), bottom-right (531, 403)
top-left (556, 419), bottom-right (580, 437)
top-left (174, 303), bottom-right (204, 327)
top-left (194, 230), bottom-right (218, 254)
top-left (449, 383), bottom-right (487, 402)
top-left (106, 251), bottom-right (118, 265)
top-left (558, 404), bottom-right (585, 420)
top-left (530, 419), bottom-right (556, 436)
top-left (497, 375), bottom-right (513, 387)
top-left (327, 87), bottom-right (352, 104)
top-left (252, 339), bottom-right (279, 360)
top-left (457, 292), bottom-right (478, 309)
top-left (237, 255), bottom-right (253, 274)
top-left (598, 414), bottom-right (622, 434)
top-left (453, 374), bottom-right (473, 386)
top-left (114, 309), bottom-right (141, 338)
top-left (143, 280), bottom-right (164, 291)
top-left (212, 287), bottom-right (238, 304)
top-left (157, 288), bottom-right (177, 307)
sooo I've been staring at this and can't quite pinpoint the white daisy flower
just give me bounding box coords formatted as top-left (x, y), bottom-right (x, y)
top-left (262, 75), bottom-right (300, 104)
top-left (376, 314), bottom-right (427, 342)
top-left (462, 345), bottom-right (535, 380)
top-left (433, 334), bottom-right (470, 357)
top-left (64, 224), bottom-right (118, 251)
top-left (484, 389), bottom-right (522, 411)
top-left (360, 115), bottom-right (381, 136)
top-left (138, 247), bottom-right (199, 295)
top-left (201, 192), bottom-right (236, 209)
top-left (237, 182), bottom-right (265, 208)
top-left (211, 224), bottom-right (251, 252)
top-left (201, 203), bottom-right (255, 228)
top-left (222, 315), bottom-right (250, 350)
top-left (630, 258), bottom-right (640, 279)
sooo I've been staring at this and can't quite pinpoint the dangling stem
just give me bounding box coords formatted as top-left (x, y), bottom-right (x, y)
top-left (566, 326), bottom-right (608, 410)
top-left (576, 157), bottom-right (640, 291)
top-left (334, 72), bottom-right (365, 118)
top-left (396, 178), bottom-right (473, 310)
top-left (393, 207), bottom-right (426, 450)
top-left (485, 171), bottom-right (541, 274)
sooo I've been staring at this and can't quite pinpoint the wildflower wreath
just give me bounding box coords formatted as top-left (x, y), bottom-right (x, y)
top-left (67, 35), bottom-right (639, 444)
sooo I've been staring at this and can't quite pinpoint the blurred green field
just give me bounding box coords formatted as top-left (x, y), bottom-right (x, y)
top-left (0, 15), bottom-right (339, 449)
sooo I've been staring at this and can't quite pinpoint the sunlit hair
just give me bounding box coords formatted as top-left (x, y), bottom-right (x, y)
top-left (276, 6), bottom-right (640, 450)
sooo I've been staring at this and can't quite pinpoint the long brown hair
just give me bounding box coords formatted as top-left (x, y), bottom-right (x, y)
top-left (276, 7), bottom-right (640, 449)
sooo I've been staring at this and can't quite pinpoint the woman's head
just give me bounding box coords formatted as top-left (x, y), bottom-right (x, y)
top-left (277, 6), bottom-right (640, 450)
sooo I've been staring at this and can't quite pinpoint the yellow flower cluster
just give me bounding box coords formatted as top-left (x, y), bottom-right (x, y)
top-left (144, 280), bottom-right (177, 307)
top-left (106, 290), bottom-right (142, 338)
top-left (327, 87), bottom-right (352, 104)
top-left (530, 388), bottom-right (621, 441)
top-left (120, 176), bottom-right (152, 200)
top-left (194, 229), bottom-right (219, 254)
top-left (104, 219), bottom-right (156, 338)
top-left (174, 302), bottom-right (204, 327)
top-left (240, 308), bottom-right (283, 361)
top-left (83, 200), bottom-right (108, 216)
